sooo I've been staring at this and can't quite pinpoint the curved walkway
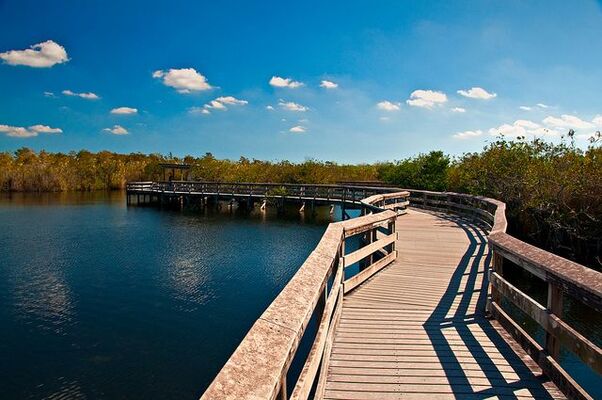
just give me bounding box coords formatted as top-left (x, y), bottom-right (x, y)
top-left (322, 209), bottom-right (564, 399)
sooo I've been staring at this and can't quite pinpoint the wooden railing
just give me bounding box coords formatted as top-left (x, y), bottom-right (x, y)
top-left (199, 189), bottom-right (410, 400)
top-left (126, 181), bottom-right (402, 206)
top-left (131, 181), bottom-right (600, 399)
top-left (407, 189), bottom-right (601, 400)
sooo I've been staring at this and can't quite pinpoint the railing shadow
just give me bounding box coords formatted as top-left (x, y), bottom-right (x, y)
top-left (423, 212), bottom-right (556, 399)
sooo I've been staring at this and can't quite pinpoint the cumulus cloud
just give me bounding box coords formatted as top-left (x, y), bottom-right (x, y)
top-left (215, 96), bottom-right (248, 105)
top-left (290, 125), bottom-right (306, 133)
top-left (279, 100), bottom-right (308, 112)
top-left (376, 100), bottom-right (401, 111)
top-left (520, 106), bottom-right (532, 111)
top-left (457, 87), bottom-right (497, 100)
top-left (320, 80), bottom-right (338, 89)
top-left (0, 124), bottom-right (62, 138)
top-left (153, 68), bottom-right (213, 93)
top-left (542, 114), bottom-right (594, 130)
top-left (269, 76), bottom-right (304, 88)
top-left (453, 130), bottom-right (483, 139)
top-left (489, 119), bottom-right (555, 137)
top-left (0, 40), bottom-right (69, 67)
top-left (205, 100), bottom-right (227, 110)
top-left (62, 90), bottom-right (100, 100)
top-left (111, 107), bottom-right (138, 115)
top-left (406, 90), bottom-right (447, 108)
top-left (103, 125), bottom-right (128, 135)
top-left (196, 96), bottom-right (248, 113)
top-left (451, 107), bottom-right (466, 113)
top-left (266, 105), bottom-right (274, 110)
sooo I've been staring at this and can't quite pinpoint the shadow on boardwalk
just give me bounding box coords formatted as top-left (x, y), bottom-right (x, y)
top-left (424, 213), bottom-right (556, 399)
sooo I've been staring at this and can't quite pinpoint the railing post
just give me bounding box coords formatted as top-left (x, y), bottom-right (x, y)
top-left (488, 250), bottom-right (504, 314)
top-left (278, 375), bottom-right (287, 400)
top-left (388, 218), bottom-right (396, 255)
top-left (546, 283), bottom-right (563, 360)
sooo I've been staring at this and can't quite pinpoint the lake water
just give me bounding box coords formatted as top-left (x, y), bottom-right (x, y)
top-left (0, 192), bottom-right (332, 399)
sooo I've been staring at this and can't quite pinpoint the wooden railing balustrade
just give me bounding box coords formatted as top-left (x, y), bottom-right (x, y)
top-left (407, 189), bottom-right (602, 400)
top-left (126, 181), bottom-right (601, 399)
top-left (196, 189), bottom-right (410, 400)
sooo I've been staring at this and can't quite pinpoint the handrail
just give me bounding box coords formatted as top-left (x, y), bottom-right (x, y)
top-left (198, 188), bottom-right (410, 400)
top-left (405, 188), bottom-right (601, 400)
top-left (127, 181), bottom-right (601, 399)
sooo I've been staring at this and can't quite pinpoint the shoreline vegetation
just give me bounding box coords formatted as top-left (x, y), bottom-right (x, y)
top-left (1, 136), bottom-right (600, 269)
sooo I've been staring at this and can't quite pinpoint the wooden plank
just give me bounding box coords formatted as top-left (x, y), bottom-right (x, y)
top-left (343, 252), bottom-right (396, 294)
top-left (344, 234), bottom-right (396, 266)
top-left (322, 209), bottom-right (565, 400)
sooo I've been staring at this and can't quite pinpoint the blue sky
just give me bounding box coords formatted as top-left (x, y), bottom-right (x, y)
top-left (1, 0), bottom-right (601, 162)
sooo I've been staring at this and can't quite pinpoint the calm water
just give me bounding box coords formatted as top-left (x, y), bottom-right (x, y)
top-left (0, 192), bottom-right (332, 399)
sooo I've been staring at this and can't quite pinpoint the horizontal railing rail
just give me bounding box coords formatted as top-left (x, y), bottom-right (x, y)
top-left (403, 188), bottom-right (601, 400)
top-left (198, 188), bottom-right (410, 400)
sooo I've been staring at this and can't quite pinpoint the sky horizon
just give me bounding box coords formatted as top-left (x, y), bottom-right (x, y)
top-left (1, 0), bottom-right (601, 163)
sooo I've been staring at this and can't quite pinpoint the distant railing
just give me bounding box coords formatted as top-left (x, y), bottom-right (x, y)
top-left (126, 181), bottom-right (402, 205)
top-left (407, 189), bottom-right (601, 400)
top-left (197, 188), bottom-right (410, 400)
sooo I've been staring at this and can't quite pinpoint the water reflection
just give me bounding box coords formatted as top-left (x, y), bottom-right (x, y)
top-left (0, 192), bottom-right (329, 400)
top-left (14, 271), bottom-right (74, 334)
top-left (167, 253), bottom-right (214, 312)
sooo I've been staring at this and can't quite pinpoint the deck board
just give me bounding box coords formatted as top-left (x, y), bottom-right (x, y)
top-left (322, 209), bottom-right (565, 400)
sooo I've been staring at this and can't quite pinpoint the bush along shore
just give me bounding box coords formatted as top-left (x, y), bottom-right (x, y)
top-left (1, 135), bottom-right (600, 269)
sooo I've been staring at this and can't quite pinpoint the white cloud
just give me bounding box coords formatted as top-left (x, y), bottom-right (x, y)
top-left (453, 130), bottom-right (483, 139)
top-left (153, 68), bottom-right (213, 93)
top-left (519, 106), bottom-right (532, 111)
top-left (29, 125), bottom-right (62, 134)
top-left (457, 87), bottom-right (497, 100)
top-left (514, 119), bottom-right (540, 130)
top-left (189, 107), bottom-right (211, 115)
top-left (103, 125), bottom-right (128, 135)
top-left (62, 90), bottom-right (100, 100)
top-left (44, 91), bottom-right (56, 98)
top-left (279, 100), bottom-right (308, 112)
top-left (406, 90), bottom-right (447, 108)
top-left (215, 96), bottom-right (248, 105)
top-left (379, 116), bottom-right (390, 121)
top-left (0, 124), bottom-right (62, 138)
top-left (537, 103), bottom-right (549, 109)
top-left (377, 100), bottom-right (401, 111)
top-left (593, 115), bottom-right (602, 126)
top-left (196, 96), bottom-right (248, 113)
top-left (0, 40), bottom-right (69, 68)
top-left (542, 114), bottom-right (594, 130)
top-left (451, 107), bottom-right (466, 113)
top-left (205, 100), bottom-right (227, 110)
top-left (269, 76), bottom-right (304, 88)
top-left (320, 80), bottom-right (338, 89)
top-left (290, 125), bottom-right (306, 133)
top-left (489, 119), bottom-right (556, 137)
top-left (111, 107), bottom-right (138, 115)
top-left (266, 105), bottom-right (274, 110)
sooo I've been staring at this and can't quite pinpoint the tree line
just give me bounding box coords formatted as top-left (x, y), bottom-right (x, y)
top-left (1, 135), bottom-right (600, 268)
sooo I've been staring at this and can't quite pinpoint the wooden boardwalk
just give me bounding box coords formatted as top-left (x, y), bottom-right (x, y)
top-left (322, 210), bottom-right (565, 399)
